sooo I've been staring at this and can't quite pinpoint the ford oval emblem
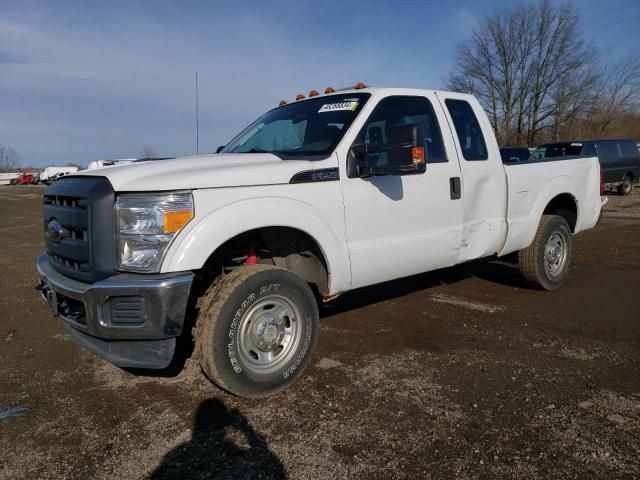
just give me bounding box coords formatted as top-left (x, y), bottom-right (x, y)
top-left (47, 219), bottom-right (69, 243)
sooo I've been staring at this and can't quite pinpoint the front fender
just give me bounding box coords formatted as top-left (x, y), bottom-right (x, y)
top-left (161, 188), bottom-right (351, 294)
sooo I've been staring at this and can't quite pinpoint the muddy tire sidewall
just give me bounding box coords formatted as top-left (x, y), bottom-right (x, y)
top-left (197, 266), bottom-right (319, 398)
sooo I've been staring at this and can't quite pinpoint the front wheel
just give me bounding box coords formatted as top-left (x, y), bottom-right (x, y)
top-left (518, 215), bottom-right (572, 290)
top-left (196, 265), bottom-right (319, 398)
top-left (618, 175), bottom-right (634, 196)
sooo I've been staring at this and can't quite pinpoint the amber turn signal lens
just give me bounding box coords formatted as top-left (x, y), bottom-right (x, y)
top-left (279, 99), bottom-right (288, 106)
top-left (411, 146), bottom-right (425, 165)
top-left (163, 210), bottom-right (193, 234)
top-left (324, 86), bottom-right (335, 94)
top-left (354, 82), bottom-right (367, 89)
top-left (309, 90), bottom-right (319, 97)
top-left (295, 94), bottom-right (305, 101)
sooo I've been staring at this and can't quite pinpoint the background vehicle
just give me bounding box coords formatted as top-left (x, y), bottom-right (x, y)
top-left (533, 139), bottom-right (640, 195)
top-left (36, 86), bottom-right (603, 398)
top-left (500, 146), bottom-right (531, 163)
top-left (12, 173), bottom-right (35, 185)
top-left (86, 159), bottom-right (136, 170)
top-left (30, 173), bottom-right (41, 184)
top-left (40, 166), bottom-right (79, 184)
top-left (45, 171), bottom-right (76, 185)
top-left (0, 172), bottom-right (20, 185)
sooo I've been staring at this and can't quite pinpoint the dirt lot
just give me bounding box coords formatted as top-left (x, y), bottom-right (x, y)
top-left (0, 185), bottom-right (639, 479)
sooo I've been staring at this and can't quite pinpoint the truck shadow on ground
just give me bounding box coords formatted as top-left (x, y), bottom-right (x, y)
top-left (321, 256), bottom-right (524, 318)
top-left (149, 398), bottom-right (286, 480)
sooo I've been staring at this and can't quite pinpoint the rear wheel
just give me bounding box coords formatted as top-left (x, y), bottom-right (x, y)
top-left (196, 265), bottom-right (319, 398)
top-left (618, 175), bottom-right (634, 195)
top-left (518, 215), bottom-right (572, 290)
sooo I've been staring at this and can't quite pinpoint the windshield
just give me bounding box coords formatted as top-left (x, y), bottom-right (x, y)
top-left (223, 93), bottom-right (370, 156)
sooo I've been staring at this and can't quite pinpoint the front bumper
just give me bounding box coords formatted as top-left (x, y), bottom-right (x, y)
top-left (36, 253), bottom-right (193, 368)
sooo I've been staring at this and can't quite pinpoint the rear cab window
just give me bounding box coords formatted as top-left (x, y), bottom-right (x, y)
top-left (444, 99), bottom-right (488, 161)
top-left (500, 148), bottom-right (531, 163)
top-left (532, 143), bottom-right (584, 158)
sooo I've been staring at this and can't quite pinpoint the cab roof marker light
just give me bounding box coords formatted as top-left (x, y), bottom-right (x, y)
top-left (295, 94), bottom-right (305, 101)
top-left (309, 90), bottom-right (319, 97)
top-left (354, 82), bottom-right (367, 89)
top-left (325, 87), bottom-right (336, 94)
top-left (279, 99), bottom-right (288, 106)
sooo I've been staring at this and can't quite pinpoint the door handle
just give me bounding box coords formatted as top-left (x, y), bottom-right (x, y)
top-left (450, 177), bottom-right (461, 200)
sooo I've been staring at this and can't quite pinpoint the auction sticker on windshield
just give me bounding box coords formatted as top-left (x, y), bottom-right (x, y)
top-left (318, 101), bottom-right (359, 113)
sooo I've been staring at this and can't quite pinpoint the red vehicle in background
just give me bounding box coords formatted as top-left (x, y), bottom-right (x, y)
top-left (11, 173), bottom-right (36, 185)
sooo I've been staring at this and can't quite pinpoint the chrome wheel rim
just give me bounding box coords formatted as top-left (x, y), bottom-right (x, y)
top-left (237, 295), bottom-right (301, 375)
top-left (544, 232), bottom-right (568, 278)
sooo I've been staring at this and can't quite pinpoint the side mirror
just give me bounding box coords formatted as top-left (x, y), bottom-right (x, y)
top-left (348, 124), bottom-right (426, 178)
top-left (216, 145), bottom-right (226, 153)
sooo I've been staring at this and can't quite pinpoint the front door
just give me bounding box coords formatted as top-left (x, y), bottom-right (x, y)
top-left (339, 94), bottom-right (464, 290)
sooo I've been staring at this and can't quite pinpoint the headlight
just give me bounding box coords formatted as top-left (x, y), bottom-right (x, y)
top-left (116, 192), bottom-right (194, 273)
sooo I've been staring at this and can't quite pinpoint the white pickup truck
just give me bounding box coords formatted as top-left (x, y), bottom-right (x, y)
top-left (36, 86), bottom-right (603, 398)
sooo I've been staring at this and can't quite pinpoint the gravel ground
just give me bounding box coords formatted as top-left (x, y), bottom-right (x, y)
top-left (0, 185), bottom-right (639, 479)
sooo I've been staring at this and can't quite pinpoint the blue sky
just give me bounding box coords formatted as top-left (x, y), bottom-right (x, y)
top-left (1, 0), bottom-right (639, 168)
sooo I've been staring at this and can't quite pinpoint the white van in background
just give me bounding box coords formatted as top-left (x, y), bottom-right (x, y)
top-left (0, 172), bottom-right (21, 185)
top-left (40, 166), bottom-right (79, 184)
top-left (86, 159), bottom-right (136, 170)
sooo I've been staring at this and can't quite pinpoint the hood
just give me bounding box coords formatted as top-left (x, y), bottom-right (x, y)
top-left (75, 153), bottom-right (316, 191)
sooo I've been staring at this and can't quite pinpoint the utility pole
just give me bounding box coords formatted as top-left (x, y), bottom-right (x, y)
top-left (195, 72), bottom-right (199, 155)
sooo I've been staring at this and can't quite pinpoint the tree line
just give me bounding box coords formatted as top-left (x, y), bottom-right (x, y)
top-left (0, 145), bottom-right (21, 172)
top-left (0, 144), bottom-right (160, 172)
top-left (447, 0), bottom-right (640, 147)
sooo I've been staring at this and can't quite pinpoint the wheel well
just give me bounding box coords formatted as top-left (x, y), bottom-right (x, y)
top-left (543, 194), bottom-right (577, 232)
top-left (197, 227), bottom-right (330, 296)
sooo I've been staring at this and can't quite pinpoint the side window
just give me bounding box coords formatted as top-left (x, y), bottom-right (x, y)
top-left (597, 141), bottom-right (620, 163)
top-left (356, 96), bottom-right (447, 167)
top-left (445, 99), bottom-right (488, 161)
top-left (620, 141), bottom-right (640, 161)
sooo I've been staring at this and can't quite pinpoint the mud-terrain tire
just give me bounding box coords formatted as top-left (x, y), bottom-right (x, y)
top-left (618, 175), bottom-right (634, 196)
top-left (196, 264), bottom-right (319, 398)
top-left (518, 215), bottom-right (572, 291)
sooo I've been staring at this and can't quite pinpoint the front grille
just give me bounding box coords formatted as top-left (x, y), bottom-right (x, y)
top-left (43, 177), bottom-right (117, 282)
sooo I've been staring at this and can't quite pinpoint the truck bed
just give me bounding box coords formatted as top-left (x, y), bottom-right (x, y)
top-left (500, 155), bottom-right (602, 256)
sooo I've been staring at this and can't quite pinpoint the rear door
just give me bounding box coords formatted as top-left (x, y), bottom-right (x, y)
top-left (436, 92), bottom-right (508, 263)
top-left (339, 93), bottom-right (464, 290)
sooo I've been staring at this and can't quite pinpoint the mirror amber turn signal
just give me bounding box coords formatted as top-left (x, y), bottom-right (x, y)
top-left (412, 146), bottom-right (425, 166)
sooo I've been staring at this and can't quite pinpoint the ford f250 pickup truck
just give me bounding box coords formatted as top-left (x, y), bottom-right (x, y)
top-left (36, 86), bottom-right (604, 398)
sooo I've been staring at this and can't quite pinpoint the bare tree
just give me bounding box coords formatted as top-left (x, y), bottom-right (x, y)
top-left (0, 145), bottom-right (21, 172)
top-left (447, 0), bottom-right (597, 146)
top-left (585, 54), bottom-right (640, 135)
top-left (141, 145), bottom-right (157, 159)
top-left (550, 57), bottom-right (600, 140)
